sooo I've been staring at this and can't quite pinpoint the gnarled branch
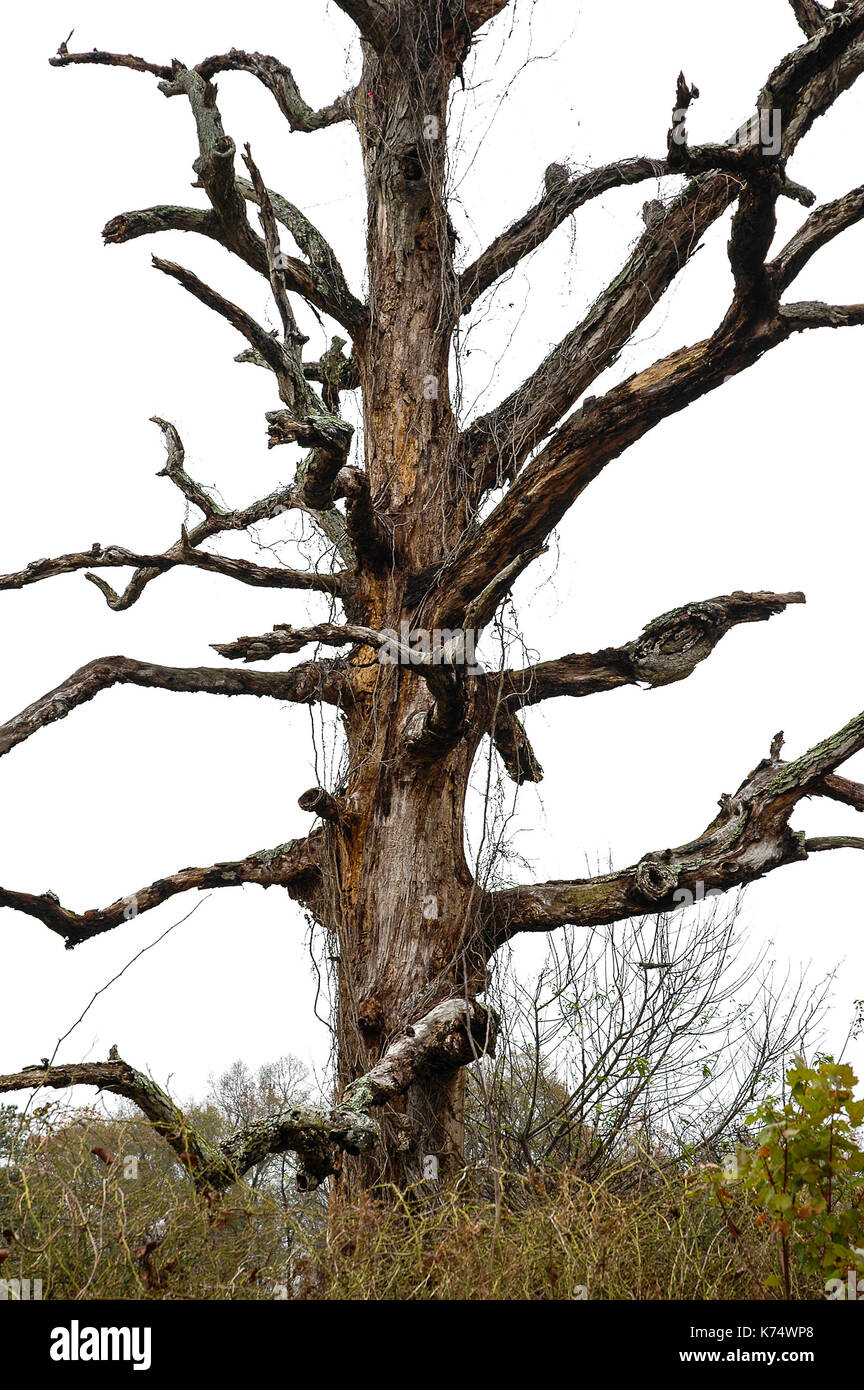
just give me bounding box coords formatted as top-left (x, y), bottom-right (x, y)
top-left (486, 713), bottom-right (864, 946)
top-left (495, 591), bottom-right (806, 709)
top-left (779, 300), bottom-right (864, 330)
top-left (56, 45), bottom-right (364, 332)
top-left (459, 8), bottom-right (864, 499)
top-left (195, 49), bottom-right (356, 131)
top-left (0, 836), bottom-right (322, 948)
top-left (157, 63), bottom-right (262, 270)
top-left (1, 999), bottom-right (496, 1190)
top-left (0, 417), bottom-right (346, 610)
top-left (0, 1056), bottom-right (230, 1182)
top-left (0, 543), bottom-right (342, 607)
top-left (212, 621), bottom-right (381, 662)
top-left (0, 655), bottom-right (347, 765)
top-left (152, 256), bottom-right (298, 405)
top-left (431, 261), bottom-right (863, 628)
top-left (237, 177), bottom-right (366, 336)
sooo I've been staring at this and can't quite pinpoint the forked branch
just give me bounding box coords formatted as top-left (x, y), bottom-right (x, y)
top-left (460, 7), bottom-right (864, 499)
top-left (0, 543), bottom-right (342, 607)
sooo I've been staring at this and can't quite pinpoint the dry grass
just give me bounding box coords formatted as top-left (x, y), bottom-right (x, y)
top-left (2, 1108), bottom-right (825, 1300)
top-left (298, 1169), bottom-right (803, 1301)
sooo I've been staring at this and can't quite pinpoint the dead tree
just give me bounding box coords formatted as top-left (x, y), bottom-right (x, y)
top-left (2, 1), bottom-right (864, 1197)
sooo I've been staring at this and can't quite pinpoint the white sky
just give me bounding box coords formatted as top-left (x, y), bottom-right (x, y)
top-left (2, 0), bottom-right (863, 1106)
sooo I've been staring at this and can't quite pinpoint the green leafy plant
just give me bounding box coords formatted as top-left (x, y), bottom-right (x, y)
top-left (704, 1057), bottom-right (864, 1298)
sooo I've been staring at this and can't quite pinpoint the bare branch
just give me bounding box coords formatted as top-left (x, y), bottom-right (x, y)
top-left (237, 178), bottom-right (366, 336)
top-left (152, 258), bottom-right (356, 515)
top-left (494, 592), bottom-right (806, 710)
top-left (58, 47), bottom-right (364, 332)
top-left (779, 300), bottom-right (864, 330)
top-left (151, 256), bottom-right (298, 404)
top-left (726, 168), bottom-right (785, 313)
top-left (341, 999), bottom-right (497, 1110)
top-left (217, 1101), bottom-right (378, 1191)
top-left (0, 543), bottom-right (342, 606)
top-left (0, 1049), bottom-right (373, 1194)
top-left (108, 198), bottom-right (356, 330)
top-left (102, 204), bottom-right (218, 246)
top-left (486, 710), bottom-right (864, 945)
top-left (665, 72), bottom-right (813, 202)
top-left (212, 621), bottom-right (381, 662)
top-left (150, 417), bottom-right (223, 520)
top-left (457, 170), bottom-right (735, 496)
top-left (265, 411), bottom-right (354, 505)
top-left (157, 64), bottom-right (262, 266)
top-left (0, 836), bottom-right (322, 948)
top-left (464, 545), bottom-right (546, 634)
top-left (195, 50), bottom-right (356, 131)
top-left (458, 157), bottom-right (669, 312)
top-left (460, 8), bottom-right (864, 497)
top-left (49, 47), bottom-right (172, 77)
top-left (432, 283), bottom-right (862, 627)
top-left (0, 1056), bottom-right (230, 1183)
top-left (490, 707), bottom-right (544, 785)
top-left (818, 772), bottom-right (864, 812)
top-left (771, 183), bottom-right (864, 289)
top-left (241, 148), bottom-right (300, 348)
top-left (298, 786), bottom-right (347, 823)
top-left (212, 617), bottom-right (468, 757)
top-left (482, 591), bottom-right (803, 787)
top-left (0, 417), bottom-right (347, 610)
top-left (0, 655), bottom-right (348, 765)
top-left (805, 835), bottom-right (864, 852)
top-left (301, 337), bottom-right (360, 411)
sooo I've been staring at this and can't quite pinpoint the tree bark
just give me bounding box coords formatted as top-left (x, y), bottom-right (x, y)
top-left (322, 10), bottom-right (473, 1194)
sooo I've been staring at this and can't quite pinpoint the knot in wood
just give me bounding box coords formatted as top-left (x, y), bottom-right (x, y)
top-left (635, 856), bottom-right (679, 902)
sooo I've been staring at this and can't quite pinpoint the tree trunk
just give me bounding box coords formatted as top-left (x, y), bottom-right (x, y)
top-left (323, 18), bottom-right (479, 1195)
top-left (326, 714), bottom-right (487, 1194)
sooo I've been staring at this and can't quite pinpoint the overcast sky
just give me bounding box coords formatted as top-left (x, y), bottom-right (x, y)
top-left (2, 0), bottom-right (863, 1107)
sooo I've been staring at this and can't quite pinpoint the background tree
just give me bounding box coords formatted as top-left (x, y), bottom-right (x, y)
top-left (465, 900), bottom-right (830, 1187)
top-left (0, 1059), bottom-right (314, 1297)
top-left (2, 0), bottom-right (864, 1198)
